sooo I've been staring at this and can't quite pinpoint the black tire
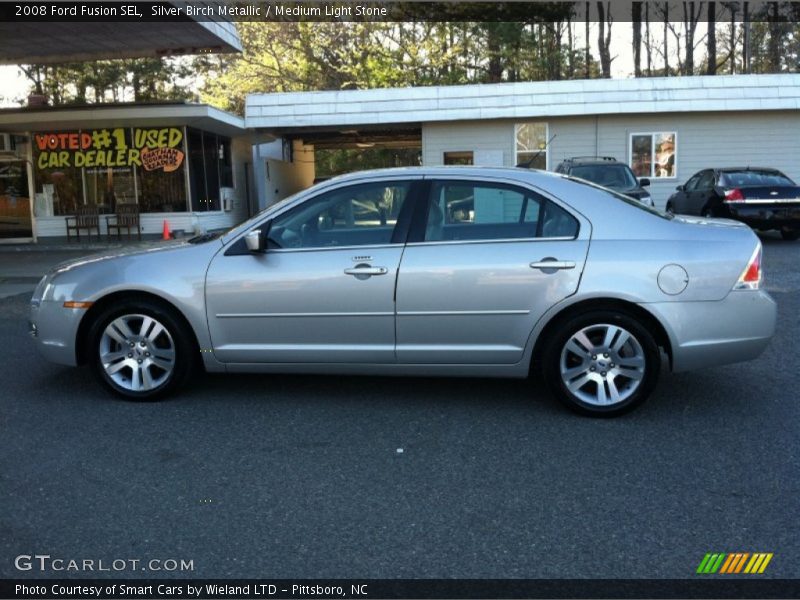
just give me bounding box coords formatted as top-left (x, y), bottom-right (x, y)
top-left (665, 203), bottom-right (674, 215)
top-left (541, 310), bottom-right (661, 417)
top-left (87, 298), bottom-right (196, 400)
top-left (780, 227), bottom-right (800, 241)
top-left (701, 207), bottom-right (714, 218)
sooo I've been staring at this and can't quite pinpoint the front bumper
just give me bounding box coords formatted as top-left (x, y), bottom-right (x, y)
top-left (644, 290), bottom-right (777, 372)
top-left (722, 204), bottom-right (800, 230)
top-left (29, 299), bottom-right (84, 366)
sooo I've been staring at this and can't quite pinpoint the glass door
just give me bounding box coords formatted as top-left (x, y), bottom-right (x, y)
top-left (0, 160), bottom-right (32, 240)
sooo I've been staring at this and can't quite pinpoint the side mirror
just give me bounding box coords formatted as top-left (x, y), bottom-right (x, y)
top-left (639, 178), bottom-right (651, 187)
top-left (245, 229), bottom-right (264, 252)
top-left (675, 184), bottom-right (684, 192)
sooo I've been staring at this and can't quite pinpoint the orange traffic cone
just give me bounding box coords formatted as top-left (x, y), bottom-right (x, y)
top-left (162, 220), bottom-right (171, 240)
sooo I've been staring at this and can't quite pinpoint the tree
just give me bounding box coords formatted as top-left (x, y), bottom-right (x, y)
top-left (596, 2), bottom-right (613, 77)
top-left (18, 58), bottom-right (192, 105)
top-left (707, 2), bottom-right (718, 74)
top-left (632, 1), bottom-right (643, 77)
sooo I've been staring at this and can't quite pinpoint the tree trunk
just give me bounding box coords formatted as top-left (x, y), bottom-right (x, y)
top-left (742, 1), bottom-right (750, 73)
top-left (633, 2), bottom-right (642, 77)
top-left (585, 1), bottom-right (591, 78)
top-left (645, 3), bottom-right (652, 75)
top-left (663, 3), bottom-right (670, 75)
top-left (597, 2), bottom-right (612, 77)
top-left (767, 1), bottom-right (783, 72)
top-left (707, 2), bottom-right (717, 74)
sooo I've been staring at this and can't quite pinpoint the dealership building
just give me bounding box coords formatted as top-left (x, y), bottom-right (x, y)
top-left (1, 70), bottom-right (799, 242)
top-left (245, 72), bottom-right (800, 212)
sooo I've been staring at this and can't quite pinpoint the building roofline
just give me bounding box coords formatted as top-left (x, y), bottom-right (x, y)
top-left (246, 73), bottom-right (800, 130)
top-left (0, 102), bottom-right (246, 137)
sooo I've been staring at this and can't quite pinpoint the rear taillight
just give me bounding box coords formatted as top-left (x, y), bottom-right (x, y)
top-left (734, 244), bottom-right (762, 290)
top-left (724, 188), bottom-right (745, 202)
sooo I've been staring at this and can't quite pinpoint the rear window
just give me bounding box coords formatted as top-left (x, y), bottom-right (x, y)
top-left (569, 164), bottom-right (639, 191)
top-left (566, 176), bottom-right (673, 220)
top-left (720, 170), bottom-right (794, 187)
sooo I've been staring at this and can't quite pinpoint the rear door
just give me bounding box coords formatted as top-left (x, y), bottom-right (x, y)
top-left (395, 178), bottom-right (590, 365)
top-left (689, 170), bottom-right (716, 215)
top-left (672, 171), bottom-right (702, 214)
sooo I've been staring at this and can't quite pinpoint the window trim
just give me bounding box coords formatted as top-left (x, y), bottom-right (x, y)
top-left (628, 131), bottom-right (678, 180)
top-left (514, 122), bottom-right (550, 170)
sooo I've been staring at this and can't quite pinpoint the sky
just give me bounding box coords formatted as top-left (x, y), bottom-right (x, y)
top-left (0, 23), bottom-right (658, 108)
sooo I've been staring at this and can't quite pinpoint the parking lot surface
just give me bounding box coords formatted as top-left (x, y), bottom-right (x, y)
top-left (1, 235), bottom-right (798, 579)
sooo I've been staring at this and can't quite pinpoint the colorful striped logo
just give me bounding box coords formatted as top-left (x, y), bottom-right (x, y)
top-left (696, 552), bottom-right (773, 574)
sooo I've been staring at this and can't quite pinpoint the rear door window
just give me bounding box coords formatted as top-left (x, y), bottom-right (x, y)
top-left (422, 180), bottom-right (578, 242)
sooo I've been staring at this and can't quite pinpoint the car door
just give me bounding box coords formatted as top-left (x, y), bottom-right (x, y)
top-left (672, 171), bottom-right (702, 214)
top-left (205, 178), bottom-right (419, 364)
top-left (691, 170), bottom-right (717, 215)
top-left (395, 178), bottom-right (590, 365)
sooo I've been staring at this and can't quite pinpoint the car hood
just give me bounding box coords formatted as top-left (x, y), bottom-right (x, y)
top-left (48, 240), bottom-right (217, 276)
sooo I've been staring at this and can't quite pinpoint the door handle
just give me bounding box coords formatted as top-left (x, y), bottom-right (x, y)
top-left (344, 265), bottom-right (389, 277)
top-left (530, 259), bottom-right (576, 271)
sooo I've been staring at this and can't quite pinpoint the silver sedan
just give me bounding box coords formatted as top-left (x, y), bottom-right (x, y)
top-left (29, 167), bottom-right (776, 416)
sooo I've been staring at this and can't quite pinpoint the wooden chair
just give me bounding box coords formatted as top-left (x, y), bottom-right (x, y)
top-left (65, 205), bottom-right (100, 242)
top-left (106, 203), bottom-right (141, 240)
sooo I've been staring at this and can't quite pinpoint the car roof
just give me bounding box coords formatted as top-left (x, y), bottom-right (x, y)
top-left (717, 167), bottom-right (783, 173)
top-left (559, 157), bottom-right (622, 166)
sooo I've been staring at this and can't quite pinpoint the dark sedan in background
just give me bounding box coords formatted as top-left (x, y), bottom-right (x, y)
top-left (667, 167), bottom-right (800, 240)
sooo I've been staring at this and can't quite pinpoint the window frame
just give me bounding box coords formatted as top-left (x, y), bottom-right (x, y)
top-left (628, 131), bottom-right (678, 180)
top-left (514, 122), bottom-right (550, 170)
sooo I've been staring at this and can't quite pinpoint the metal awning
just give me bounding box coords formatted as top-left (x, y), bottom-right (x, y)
top-left (0, 102), bottom-right (246, 137)
top-left (0, 20), bottom-right (241, 65)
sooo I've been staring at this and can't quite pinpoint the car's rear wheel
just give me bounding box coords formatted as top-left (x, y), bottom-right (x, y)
top-left (780, 227), bottom-right (799, 241)
top-left (542, 311), bottom-right (660, 416)
top-left (88, 299), bottom-right (195, 400)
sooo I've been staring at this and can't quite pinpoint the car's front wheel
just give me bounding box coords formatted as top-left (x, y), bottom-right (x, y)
top-left (542, 311), bottom-right (661, 416)
top-left (88, 299), bottom-right (196, 400)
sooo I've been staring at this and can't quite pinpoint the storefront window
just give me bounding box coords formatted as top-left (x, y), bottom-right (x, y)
top-left (31, 126), bottom-right (191, 215)
top-left (0, 159), bottom-right (32, 238)
top-left (188, 128), bottom-right (233, 212)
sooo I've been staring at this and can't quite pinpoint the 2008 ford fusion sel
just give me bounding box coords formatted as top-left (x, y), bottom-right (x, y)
top-left (29, 167), bottom-right (776, 416)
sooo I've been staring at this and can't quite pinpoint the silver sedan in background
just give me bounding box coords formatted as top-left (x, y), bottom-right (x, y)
top-left (29, 167), bottom-right (776, 416)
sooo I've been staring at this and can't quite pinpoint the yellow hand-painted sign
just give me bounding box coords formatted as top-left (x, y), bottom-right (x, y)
top-left (34, 127), bottom-right (185, 172)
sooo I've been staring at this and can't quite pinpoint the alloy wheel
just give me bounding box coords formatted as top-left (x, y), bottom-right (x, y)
top-left (99, 314), bottom-right (176, 392)
top-left (559, 323), bottom-right (646, 407)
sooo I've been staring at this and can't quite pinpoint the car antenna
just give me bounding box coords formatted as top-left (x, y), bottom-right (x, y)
top-left (516, 134), bottom-right (557, 169)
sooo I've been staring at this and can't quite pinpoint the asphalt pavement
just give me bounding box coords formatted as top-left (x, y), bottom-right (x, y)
top-left (0, 234), bottom-right (798, 580)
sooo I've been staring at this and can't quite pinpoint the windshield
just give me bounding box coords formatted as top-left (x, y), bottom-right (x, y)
top-left (720, 170), bottom-right (795, 187)
top-left (569, 164), bottom-right (639, 190)
top-left (566, 176), bottom-right (673, 219)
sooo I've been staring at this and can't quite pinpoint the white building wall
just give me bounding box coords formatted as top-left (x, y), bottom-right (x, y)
top-left (422, 110), bottom-right (800, 209)
top-left (423, 120), bottom-right (515, 167)
top-left (258, 140), bottom-right (315, 210)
